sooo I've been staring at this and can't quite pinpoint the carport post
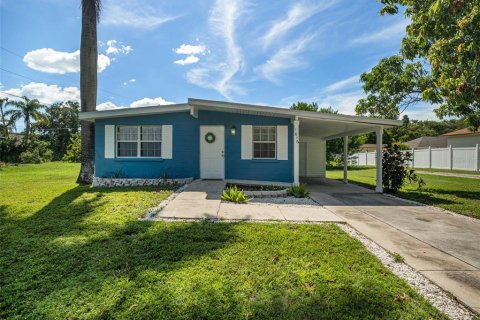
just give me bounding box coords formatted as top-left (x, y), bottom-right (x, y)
top-left (375, 126), bottom-right (383, 193)
top-left (343, 136), bottom-right (348, 183)
top-left (293, 117), bottom-right (300, 185)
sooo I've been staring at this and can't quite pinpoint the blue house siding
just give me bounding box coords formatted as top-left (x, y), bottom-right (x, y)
top-left (94, 110), bottom-right (294, 182)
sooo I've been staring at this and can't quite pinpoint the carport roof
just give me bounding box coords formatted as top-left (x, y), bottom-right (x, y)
top-left (80, 98), bottom-right (401, 139)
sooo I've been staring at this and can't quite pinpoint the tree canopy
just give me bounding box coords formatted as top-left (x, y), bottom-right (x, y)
top-left (357, 0), bottom-right (480, 129)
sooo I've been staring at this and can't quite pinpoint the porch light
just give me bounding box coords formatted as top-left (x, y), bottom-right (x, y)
top-left (230, 125), bottom-right (236, 136)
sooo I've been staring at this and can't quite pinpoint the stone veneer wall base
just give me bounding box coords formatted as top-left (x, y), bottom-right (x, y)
top-left (92, 177), bottom-right (194, 188)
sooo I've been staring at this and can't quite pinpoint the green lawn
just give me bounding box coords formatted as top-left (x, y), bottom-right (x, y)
top-left (0, 163), bottom-right (446, 319)
top-left (327, 166), bottom-right (480, 219)
top-left (413, 167), bottom-right (480, 176)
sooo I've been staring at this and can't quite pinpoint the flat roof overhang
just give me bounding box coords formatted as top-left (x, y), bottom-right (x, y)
top-left (79, 98), bottom-right (401, 139)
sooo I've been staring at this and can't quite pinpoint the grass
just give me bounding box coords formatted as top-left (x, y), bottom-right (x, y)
top-left (0, 163), bottom-right (447, 319)
top-left (412, 167), bottom-right (480, 176)
top-left (327, 166), bottom-right (480, 219)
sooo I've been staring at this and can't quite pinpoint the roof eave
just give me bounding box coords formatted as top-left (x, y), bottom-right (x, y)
top-left (79, 103), bottom-right (190, 121)
top-left (188, 98), bottom-right (402, 127)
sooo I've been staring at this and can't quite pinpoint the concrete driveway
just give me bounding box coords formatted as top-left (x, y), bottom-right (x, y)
top-left (306, 178), bottom-right (480, 314)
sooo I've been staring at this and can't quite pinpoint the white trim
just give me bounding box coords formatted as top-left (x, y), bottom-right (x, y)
top-left (277, 125), bottom-right (288, 160)
top-left (241, 125), bottom-right (252, 160)
top-left (80, 104), bottom-right (189, 120)
top-left (343, 136), bottom-right (348, 183)
top-left (375, 126), bottom-right (383, 193)
top-left (80, 98), bottom-right (401, 128)
top-left (293, 119), bottom-right (300, 184)
top-left (104, 125), bottom-right (115, 159)
top-left (116, 125), bottom-right (162, 158)
top-left (161, 125), bottom-right (173, 159)
top-left (252, 125), bottom-right (277, 160)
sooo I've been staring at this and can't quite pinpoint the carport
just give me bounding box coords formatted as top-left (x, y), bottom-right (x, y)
top-left (295, 113), bottom-right (401, 192)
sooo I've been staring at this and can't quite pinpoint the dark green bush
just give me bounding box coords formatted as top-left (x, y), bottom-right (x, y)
top-left (19, 140), bottom-right (53, 164)
top-left (62, 132), bottom-right (81, 162)
top-left (382, 144), bottom-right (425, 193)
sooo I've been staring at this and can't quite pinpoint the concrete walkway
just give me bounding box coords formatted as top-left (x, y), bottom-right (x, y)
top-left (157, 179), bottom-right (343, 222)
top-left (306, 178), bottom-right (480, 314)
top-left (416, 170), bottom-right (480, 179)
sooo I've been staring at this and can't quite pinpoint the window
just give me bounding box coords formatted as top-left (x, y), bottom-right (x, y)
top-left (253, 126), bottom-right (276, 159)
top-left (116, 126), bottom-right (162, 158)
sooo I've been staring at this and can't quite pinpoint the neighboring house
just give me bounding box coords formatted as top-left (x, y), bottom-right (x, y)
top-left (404, 136), bottom-right (447, 149)
top-left (358, 144), bottom-right (387, 152)
top-left (79, 98), bottom-right (400, 184)
top-left (443, 128), bottom-right (480, 148)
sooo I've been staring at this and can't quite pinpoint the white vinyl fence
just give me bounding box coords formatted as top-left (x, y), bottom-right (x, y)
top-left (350, 145), bottom-right (480, 172)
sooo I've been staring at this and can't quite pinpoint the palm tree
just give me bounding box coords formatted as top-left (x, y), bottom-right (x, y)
top-left (0, 98), bottom-right (18, 138)
top-left (77, 0), bottom-right (101, 184)
top-left (10, 97), bottom-right (45, 145)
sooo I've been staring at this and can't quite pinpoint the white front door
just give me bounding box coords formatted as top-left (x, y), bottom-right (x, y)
top-left (200, 125), bottom-right (225, 179)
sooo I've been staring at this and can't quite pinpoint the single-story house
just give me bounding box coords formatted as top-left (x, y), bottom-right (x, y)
top-left (404, 136), bottom-right (447, 149)
top-left (79, 98), bottom-right (401, 192)
top-left (443, 128), bottom-right (480, 148)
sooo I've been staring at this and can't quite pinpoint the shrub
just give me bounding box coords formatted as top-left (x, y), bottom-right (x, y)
top-left (221, 185), bottom-right (249, 204)
top-left (288, 184), bottom-right (310, 198)
top-left (62, 132), bottom-right (81, 162)
top-left (382, 144), bottom-right (425, 193)
top-left (19, 140), bottom-right (53, 164)
top-left (0, 137), bottom-right (24, 163)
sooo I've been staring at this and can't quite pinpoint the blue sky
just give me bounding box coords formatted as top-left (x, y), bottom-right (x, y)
top-left (1, 0), bottom-right (436, 128)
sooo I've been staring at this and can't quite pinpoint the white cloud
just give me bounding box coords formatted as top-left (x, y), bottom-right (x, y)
top-left (23, 48), bottom-right (110, 74)
top-left (0, 82), bottom-right (79, 105)
top-left (96, 97), bottom-right (174, 110)
top-left (349, 20), bottom-right (409, 46)
top-left (255, 33), bottom-right (316, 83)
top-left (174, 55), bottom-right (200, 65)
top-left (123, 78), bottom-right (136, 85)
top-left (103, 0), bottom-right (178, 29)
top-left (130, 97), bottom-right (174, 108)
top-left (261, 1), bottom-right (337, 49)
top-left (317, 90), bottom-right (365, 115)
top-left (105, 40), bottom-right (133, 55)
top-left (175, 44), bottom-right (206, 55)
top-left (96, 101), bottom-right (120, 111)
top-left (186, 0), bottom-right (247, 98)
top-left (322, 75), bottom-right (360, 93)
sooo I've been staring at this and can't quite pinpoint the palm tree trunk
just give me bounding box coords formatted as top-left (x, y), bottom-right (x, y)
top-left (77, 0), bottom-right (98, 184)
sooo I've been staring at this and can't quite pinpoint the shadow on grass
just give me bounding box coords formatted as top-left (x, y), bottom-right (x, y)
top-left (0, 185), bottom-right (446, 319)
top-left (0, 186), bottom-right (237, 318)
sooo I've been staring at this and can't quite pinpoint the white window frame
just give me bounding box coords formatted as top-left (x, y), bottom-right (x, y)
top-left (116, 125), bottom-right (162, 158)
top-left (252, 125), bottom-right (277, 159)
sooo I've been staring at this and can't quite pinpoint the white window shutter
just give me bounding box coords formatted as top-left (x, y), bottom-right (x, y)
top-left (277, 125), bottom-right (288, 160)
top-left (104, 125), bottom-right (115, 159)
top-left (241, 125), bottom-right (253, 160)
top-left (161, 125), bottom-right (173, 159)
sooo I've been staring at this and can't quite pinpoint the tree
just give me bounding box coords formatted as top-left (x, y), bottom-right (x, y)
top-left (356, 56), bottom-right (435, 119)
top-left (291, 101), bottom-right (318, 112)
top-left (10, 97), bottom-right (46, 145)
top-left (77, 0), bottom-right (101, 184)
top-left (360, 0), bottom-right (480, 129)
top-left (63, 132), bottom-right (81, 162)
top-left (37, 101), bottom-right (80, 160)
top-left (0, 98), bottom-right (18, 138)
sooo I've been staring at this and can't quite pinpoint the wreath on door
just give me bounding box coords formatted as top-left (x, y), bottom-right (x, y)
top-left (205, 132), bottom-right (216, 144)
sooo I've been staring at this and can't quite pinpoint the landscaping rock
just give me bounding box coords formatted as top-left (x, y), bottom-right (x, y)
top-left (92, 177), bottom-right (193, 188)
